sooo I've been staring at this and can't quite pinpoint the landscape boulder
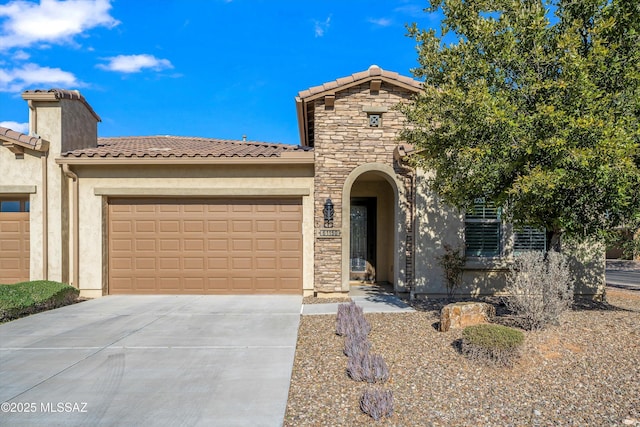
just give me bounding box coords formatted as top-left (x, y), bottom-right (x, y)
top-left (439, 302), bottom-right (495, 332)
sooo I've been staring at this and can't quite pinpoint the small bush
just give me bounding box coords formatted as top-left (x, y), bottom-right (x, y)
top-left (438, 243), bottom-right (466, 299)
top-left (0, 281), bottom-right (79, 322)
top-left (344, 334), bottom-right (371, 358)
top-left (347, 352), bottom-right (390, 383)
top-left (360, 387), bottom-right (394, 421)
top-left (461, 324), bottom-right (525, 367)
top-left (504, 251), bottom-right (574, 330)
top-left (336, 301), bottom-right (370, 337)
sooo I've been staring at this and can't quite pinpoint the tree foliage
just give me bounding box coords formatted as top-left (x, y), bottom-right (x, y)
top-left (401, 0), bottom-right (640, 246)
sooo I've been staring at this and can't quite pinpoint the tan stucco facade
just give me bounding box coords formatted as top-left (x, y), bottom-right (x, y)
top-left (0, 68), bottom-right (605, 298)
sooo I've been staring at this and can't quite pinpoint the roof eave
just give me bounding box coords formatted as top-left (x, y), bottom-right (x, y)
top-left (0, 136), bottom-right (49, 153)
top-left (55, 153), bottom-right (315, 166)
top-left (295, 96), bottom-right (309, 147)
top-left (298, 75), bottom-right (422, 104)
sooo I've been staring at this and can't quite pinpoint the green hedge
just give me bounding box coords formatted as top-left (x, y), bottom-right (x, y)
top-left (0, 281), bottom-right (79, 322)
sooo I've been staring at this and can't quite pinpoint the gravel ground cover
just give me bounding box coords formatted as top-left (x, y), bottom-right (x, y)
top-left (303, 296), bottom-right (352, 305)
top-left (285, 287), bottom-right (640, 426)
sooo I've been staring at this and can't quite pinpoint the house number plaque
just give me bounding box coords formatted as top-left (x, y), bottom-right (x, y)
top-left (318, 228), bottom-right (342, 238)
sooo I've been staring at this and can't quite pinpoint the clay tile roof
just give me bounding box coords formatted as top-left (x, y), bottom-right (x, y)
top-left (22, 88), bottom-right (101, 122)
top-left (61, 135), bottom-right (312, 159)
top-left (0, 126), bottom-right (48, 151)
top-left (296, 65), bottom-right (422, 101)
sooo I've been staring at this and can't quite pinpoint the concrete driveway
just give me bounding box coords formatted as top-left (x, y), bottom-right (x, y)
top-left (0, 295), bottom-right (302, 427)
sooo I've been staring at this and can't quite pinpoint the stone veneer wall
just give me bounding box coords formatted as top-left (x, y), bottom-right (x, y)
top-left (312, 81), bottom-right (417, 293)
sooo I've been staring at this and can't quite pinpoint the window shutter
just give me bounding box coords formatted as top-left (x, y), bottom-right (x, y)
top-left (514, 227), bottom-right (546, 252)
top-left (465, 198), bottom-right (501, 257)
top-left (465, 223), bottom-right (501, 256)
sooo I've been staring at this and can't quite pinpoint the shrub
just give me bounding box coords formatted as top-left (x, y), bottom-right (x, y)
top-left (504, 250), bottom-right (575, 330)
top-left (336, 301), bottom-right (370, 337)
top-left (344, 334), bottom-right (371, 358)
top-left (347, 352), bottom-right (390, 383)
top-left (360, 387), bottom-right (394, 421)
top-left (438, 244), bottom-right (466, 299)
top-left (461, 324), bottom-right (525, 367)
top-left (0, 281), bottom-right (79, 322)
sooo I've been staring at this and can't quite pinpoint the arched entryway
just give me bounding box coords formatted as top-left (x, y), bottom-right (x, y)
top-left (340, 163), bottom-right (406, 293)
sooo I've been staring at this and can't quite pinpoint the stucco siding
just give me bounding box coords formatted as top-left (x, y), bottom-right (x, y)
top-left (0, 147), bottom-right (43, 282)
top-left (60, 99), bottom-right (98, 152)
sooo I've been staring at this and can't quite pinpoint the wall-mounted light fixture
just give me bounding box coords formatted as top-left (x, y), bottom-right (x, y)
top-left (323, 198), bottom-right (334, 228)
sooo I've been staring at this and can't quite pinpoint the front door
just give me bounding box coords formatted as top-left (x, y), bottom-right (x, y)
top-left (350, 198), bottom-right (376, 282)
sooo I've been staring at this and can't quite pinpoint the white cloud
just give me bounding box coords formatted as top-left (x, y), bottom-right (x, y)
top-left (314, 15), bottom-right (331, 37)
top-left (0, 63), bottom-right (81, 92)
top-left (13, 49), bottom-right (30, 60)
top-left (0, 120), bottom-right (29, 133)
top-left (368, 17), bottom-right (393, 27)
top-left (0, 0), bottom-right (119, 50)
top-left (97, 54), bottom-right (174, 73)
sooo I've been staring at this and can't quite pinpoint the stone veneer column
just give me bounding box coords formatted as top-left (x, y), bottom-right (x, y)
top-left (312, 82), bottom-right (416, 294)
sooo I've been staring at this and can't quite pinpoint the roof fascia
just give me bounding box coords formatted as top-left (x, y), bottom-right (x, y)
top-left (0, 137), bottom-right (49, 153)
top-left (55, 153), bottom-right (315, 166)
top-left (300, 76), bottom-right (422, 103)
top-left (295, 97), bottom-right (309, 147)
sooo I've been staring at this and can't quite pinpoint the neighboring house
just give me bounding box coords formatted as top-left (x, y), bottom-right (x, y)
top-left (0, 66), bottom-right (604, 298)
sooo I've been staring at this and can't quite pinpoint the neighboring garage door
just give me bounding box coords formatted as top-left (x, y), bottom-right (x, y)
top-left (0, 198), bottom-right (30, 284)
top-left (108, 198), bottom-right (303, 294)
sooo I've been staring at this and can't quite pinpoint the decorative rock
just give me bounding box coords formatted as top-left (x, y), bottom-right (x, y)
top-left (439, 302), bottom-right (496, 332)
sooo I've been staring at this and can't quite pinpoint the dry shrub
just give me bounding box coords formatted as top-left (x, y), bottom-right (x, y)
top-left (344, 334), bottom-right (371, 358)
top-left (504, 250), bottom-right (574, 330)
top-left (336, 301), bottom-right (370, 337)
top-left (360, 387), bottom-right (394, 421)
top-left (347, 352), bottom-right (390, 383)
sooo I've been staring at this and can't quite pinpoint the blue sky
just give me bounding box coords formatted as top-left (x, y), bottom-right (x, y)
top-left (0, 0), bottom-right (442, 146)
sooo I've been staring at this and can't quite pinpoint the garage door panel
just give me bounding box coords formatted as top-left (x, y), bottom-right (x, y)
top-left (232, 239), bottom-right (252, 251)
top-left (159, 220), bottom-right (180, 233)
top-left (280, 239), bottom-right (301, 251)
top-left (208, 220), bottom-right (228, 232)
top-left (135, 221), bottom-right (156, 233)
top-left (158, 257), bottom-right (179, 270)
top-left (108, 198), bottom-right (302, 294)
top-left (184, 239), bottom-right (204, 252)
top-left (135, 239), bottom-right (156, 251)
top-left (135, 257), bottom-right (156, 270)
top-left (183, 257), bottom-right (205, 270)
top-left (208, 257), bottom-right (229, 269)
top-left (208, 239), bottom-right (228, 251)
top-left (110, 221), bottom-right (132, 233)
top-left (159, 239), bottom-right (180, 251)
top-left (280, 220), bottom-right (301, 232)
top-left (183, 220), bottom-right (204, 233)
top-left (231, 220), bottom-right (252, 233)
top-left (0, 212), bottom-right (31, 284)
top-left (280, 257), bottom-right (301, 270)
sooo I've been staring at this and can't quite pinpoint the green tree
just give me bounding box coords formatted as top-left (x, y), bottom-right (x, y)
top-left (401, 0), bottom-right (640, 250)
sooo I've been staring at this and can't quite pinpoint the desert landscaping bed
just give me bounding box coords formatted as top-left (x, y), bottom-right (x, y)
top-left (285, 287), bottom-right (640, 426)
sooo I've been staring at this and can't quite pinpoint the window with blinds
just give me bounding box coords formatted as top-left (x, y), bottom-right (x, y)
top-left (465, 198), bottom-right (501, 257)
top-left (514, 226), bottom-right (546, 253)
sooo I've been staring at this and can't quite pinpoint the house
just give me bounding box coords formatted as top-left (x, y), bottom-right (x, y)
top-left (0, 66), bottom-right (604, 298)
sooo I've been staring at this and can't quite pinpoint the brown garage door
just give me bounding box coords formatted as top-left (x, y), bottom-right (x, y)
top-left (108, 198), bottom-right (303, 294)
top-left (0, 199), bottom-right (30, 284)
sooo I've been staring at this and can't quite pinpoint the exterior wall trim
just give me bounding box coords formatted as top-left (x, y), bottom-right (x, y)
top-left (340, 162), bottom-right (404, 292)
top-left (0, 185), bottom-right (37, 194)
top-left (94, 187), bottom-right (311, 197)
